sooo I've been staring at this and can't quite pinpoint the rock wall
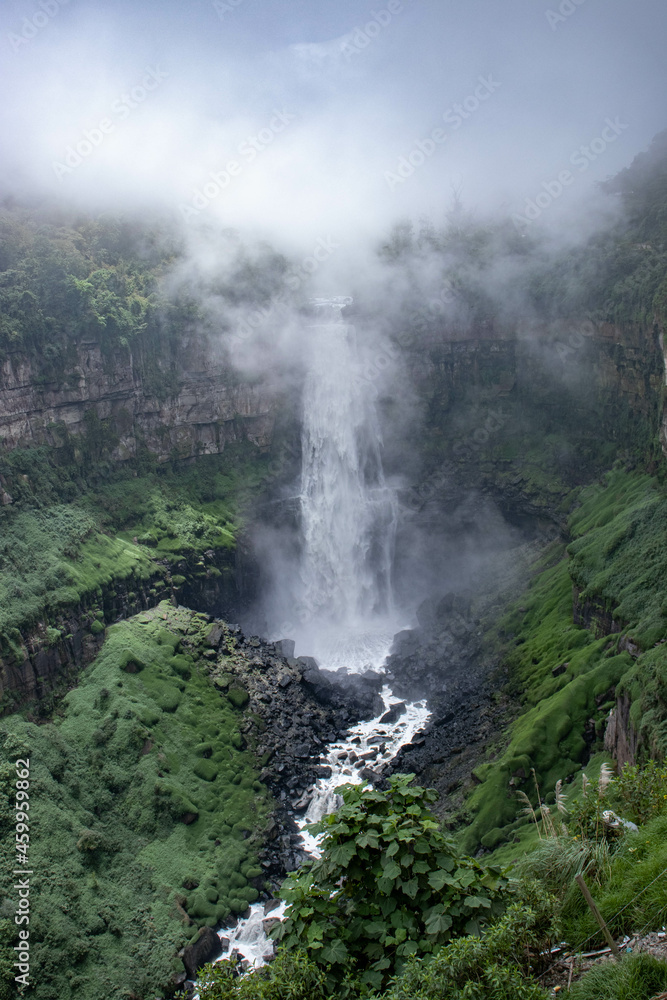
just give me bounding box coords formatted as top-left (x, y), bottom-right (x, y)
top-left (0, 545), bottom-right (240, 714)
top-left (404, 319), bottom-right (664, 462)
top-left (0, 335), bottom-right (276, 461)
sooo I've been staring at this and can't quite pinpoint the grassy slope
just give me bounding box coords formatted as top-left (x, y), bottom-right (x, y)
top-left (0, 446), bottom-right (270, 675)
top-left (0, 603), bottom-right (270, 1000)
top-left (457, 467), bottom-right (667, 856)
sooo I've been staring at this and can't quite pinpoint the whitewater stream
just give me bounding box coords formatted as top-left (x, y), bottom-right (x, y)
top-left (205, 297), bottom-right (430, 975)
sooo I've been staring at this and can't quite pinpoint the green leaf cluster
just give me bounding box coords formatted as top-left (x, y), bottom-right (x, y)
top-left (274, 775), bottom-right (507, 990)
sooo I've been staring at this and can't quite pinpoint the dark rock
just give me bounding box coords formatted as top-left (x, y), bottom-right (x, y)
top-left (297, 655), bottom-right (320, 671)
top-left (380, 701), bottom-right (407, 724)
top-left (264, 898), bottom-right (282, 915)
top-left (205, 624), bottom-right (225, 648)
top-left (275, 639), bottom-right (295, 658)
top-left (182, 927), bottom-right (223, 979)
top-left (552, 663), bottom-right (567, 677)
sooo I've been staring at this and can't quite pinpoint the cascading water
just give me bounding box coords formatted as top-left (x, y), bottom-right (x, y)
top-left (204, 299), bottom-right (430, 980)
top-left (292, 296), bottom-right (401, 670)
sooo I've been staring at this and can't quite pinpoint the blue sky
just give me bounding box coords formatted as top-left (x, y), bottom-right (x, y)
top-left (1, 0), bottom-right (665, 250)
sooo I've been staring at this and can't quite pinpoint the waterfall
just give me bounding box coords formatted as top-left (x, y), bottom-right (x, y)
top-left (201, 297), bottom-right (430, 984)
top-left (293, 297), bottom-right (400, 669)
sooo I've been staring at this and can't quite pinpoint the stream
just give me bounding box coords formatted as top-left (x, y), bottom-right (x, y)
top-left (203, 296), bottom-right (431, 975)
top-left (214, 680), bottom-right (430, 970)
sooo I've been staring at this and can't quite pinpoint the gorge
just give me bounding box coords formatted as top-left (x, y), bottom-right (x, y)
top-left (1, 129), bottom-right (667, 999)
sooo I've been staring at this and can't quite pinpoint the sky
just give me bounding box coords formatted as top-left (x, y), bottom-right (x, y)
top-left (1, 0), bottom-right (666, 253)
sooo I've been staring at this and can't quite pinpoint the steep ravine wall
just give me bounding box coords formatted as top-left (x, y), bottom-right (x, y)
top-left (1, 316), bottom-right (663, 721)
top-left (0, 544), bottom-right (239, 713)
top-left (403, 319), bottom-right (664, 473)
top-left (0, 335), bottom-right (276, 462)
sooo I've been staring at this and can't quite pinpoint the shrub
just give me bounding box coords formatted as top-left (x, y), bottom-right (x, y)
top-left (515, 836), bottom-right (612, 899)
top-left (615, 759), bottom-right (667, 825)
top-left (197, 949), bottom-right (333, 1000)
top-left (273, 775), bottom-right (508, 991)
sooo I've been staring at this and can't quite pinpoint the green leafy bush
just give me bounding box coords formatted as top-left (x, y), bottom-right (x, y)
top-left (198, 949), bottom-right (335, 1000)
top-left (615, 759), bottom-right (667, 825)
top-left (273, 775), bottom-right (508, 991)
top-left (384, 894), bottom-right (554, 999)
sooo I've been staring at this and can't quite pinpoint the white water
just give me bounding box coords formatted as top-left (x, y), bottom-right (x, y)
top-left (204, 298), bottom-right (430, 978)
top-left (210, 686), bottom-right (429, 973)
top-left (298, 686), bottom-right (429, 856)
top-left (293, 296), bottom-right (401, 668)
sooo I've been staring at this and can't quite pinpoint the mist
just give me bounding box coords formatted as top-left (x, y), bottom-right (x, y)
top-left (2, 0), bottom-right (665, 663)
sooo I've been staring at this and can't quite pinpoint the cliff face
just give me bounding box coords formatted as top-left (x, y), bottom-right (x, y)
top-left (0, 334), bottom-right (276, 462)
top-left (401, 319), bottom-right (665, 497)
top-left (659, 325), bottom-right (667, 457)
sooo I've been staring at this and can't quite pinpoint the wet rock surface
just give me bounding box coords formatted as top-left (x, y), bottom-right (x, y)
top-left (381, 590), bottom-right (511, 818)
top-left (182, 926), bottom-right (223, 979)
top-left (199, 620), bottom-right (382, 884)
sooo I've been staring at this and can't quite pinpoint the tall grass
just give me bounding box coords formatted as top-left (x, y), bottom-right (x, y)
top-left (568, 953), bottom-right (667, 1000)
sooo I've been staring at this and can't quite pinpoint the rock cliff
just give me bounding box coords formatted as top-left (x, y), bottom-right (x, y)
top-left (0, 335), bottom-right (276, 462)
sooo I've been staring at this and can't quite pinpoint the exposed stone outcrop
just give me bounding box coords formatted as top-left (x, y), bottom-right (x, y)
top-left (0, 545), bottom-right (239, 713)
top-left (572, 586), bottom-right (623, 637)
top-left (201, 623), bottom-right (384, 880)
top-left (604, 691), bottom-right (639, 768)
top-left (0, 337), bottom-right (276, 462)
top-left (182, 927), bottom-right (223, 980)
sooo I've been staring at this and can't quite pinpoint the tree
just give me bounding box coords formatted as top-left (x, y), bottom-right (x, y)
top-left (272, 774), bottom-right (507, 991)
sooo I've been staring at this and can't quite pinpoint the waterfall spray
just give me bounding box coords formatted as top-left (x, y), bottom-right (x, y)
top-left (293, 297), bottom-right (400, 668)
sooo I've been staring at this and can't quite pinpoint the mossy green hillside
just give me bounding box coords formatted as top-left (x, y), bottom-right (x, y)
top-left (458, 468), bottom-right (667, 854)
top-left (568, 468), bottom-right (667, 649)
top-left (0, 446), bottom-right (271, 648)
top-left (0, 603), bottom-right (271, 1000)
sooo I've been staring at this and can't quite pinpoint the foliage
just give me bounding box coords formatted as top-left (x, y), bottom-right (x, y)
top-left (615, 759), bottom-right (667, 826)
top-left (273, 775), bottom-right (508, 991)
top-left (560, 810), bottom-right (667, 946)
top-left (0, 604), bottom-right (270, 1000)
top-left (567, 952), bottom-right (667, 1000)
top-left (198, 950), bottom-right (338, 1000)
top-left (515, 837), bottom-right (613, 900)
top-left (382, 888), bottom-right (555, 1000)
top-left (567, 764), bottom-right (616, 845)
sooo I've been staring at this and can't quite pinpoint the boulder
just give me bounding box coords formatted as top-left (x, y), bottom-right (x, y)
top-left (182, 927), bottom-right (223, 979)
top-left (380, 701), bottom-right (407, 724)
top-left (205, 624), bottom-right (225, 648)
top-left (275, 639), bottom-right (295, 658)
top-left (297, 655), bottom-right (320, 672)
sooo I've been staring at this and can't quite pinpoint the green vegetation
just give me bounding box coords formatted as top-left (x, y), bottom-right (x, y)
top-left (274, 775), bottom-right (507, 991)
top-left (201, 778), bottom-right (554, 1000)
top-left (454, 467), bottom-right (667, 856)
top-left (567, 953), bottom-right (667, 1000)
top-left (0, 208), bottom-right (287, 386)
top-left (0, 445), bottom-right (272, 690)
top-left (0, 603), bottom-right (270, 1000)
